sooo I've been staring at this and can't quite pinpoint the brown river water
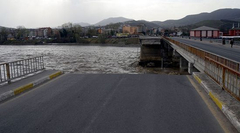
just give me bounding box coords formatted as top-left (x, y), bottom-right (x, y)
top-left (0, 45), bottom-right (182, 74)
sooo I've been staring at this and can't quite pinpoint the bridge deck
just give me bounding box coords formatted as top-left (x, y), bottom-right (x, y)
top-left (0, 74), bottom-right (224, 133)
top-left (140, 36), bottom-right (161, 45)
top-left (171, 37), bottom-right (240, 62)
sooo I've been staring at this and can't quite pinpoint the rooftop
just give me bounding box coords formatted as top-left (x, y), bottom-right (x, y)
top-left (230, 27), bottom-right (240, 30)
top-left (191, 26), bottom-right (219, 31)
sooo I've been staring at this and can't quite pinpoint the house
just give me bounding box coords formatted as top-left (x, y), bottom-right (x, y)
top-left (96, 27), bottom-right (105, 34)
top-left (229, 28), bottom-right (240, 36)
top-left (190, 26), bottom-right (220, 38)
top-left (118, 25), bottom-right (123, 33)
top-left (36, 27), bottom-right (52, 38)
top-left (122, 25), bottom-right (138, 35)
top-left (28, 29), bottom-right (36, 39)
top-left (152, 28), bottom-right (158, 35)
top-left (229, 23), bottom-right (240, 36)
top-left (7, 34), bottom-right (15, 40)
top-left (137, 24), bottom-right (147, 35)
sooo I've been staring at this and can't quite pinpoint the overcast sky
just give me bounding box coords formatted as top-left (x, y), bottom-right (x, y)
top-left (0, 0), bottom-right (239, 28)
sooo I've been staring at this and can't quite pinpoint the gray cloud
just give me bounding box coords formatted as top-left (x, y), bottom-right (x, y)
top-left (0, 0), bottom-right (239, 28)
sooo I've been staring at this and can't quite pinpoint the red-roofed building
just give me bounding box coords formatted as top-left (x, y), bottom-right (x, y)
top-left (229, 28), bottom-right (240, 36)
top-left (190, 26), bottom-right (220, 38)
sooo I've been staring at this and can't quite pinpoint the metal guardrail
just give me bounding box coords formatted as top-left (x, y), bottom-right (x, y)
top-left (0, 56), bottom-right (44, 84)
top-left (164, 37), bottom-right (240, 101)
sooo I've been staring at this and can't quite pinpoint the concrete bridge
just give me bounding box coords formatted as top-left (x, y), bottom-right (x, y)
top-left (138, 36), bottom-right (240, 131)
top-left (139, 36), bottom-right (162, 66)
top-left (162, 37), bottom-right (240, 101)
top-left (1, 39), bottom-right (240, 132)
top-left (140, 36), bottom-right (240, 101)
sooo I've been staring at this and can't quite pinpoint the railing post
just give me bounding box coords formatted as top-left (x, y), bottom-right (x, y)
top-left (237, 63), bottom-right (239, 71)
top-left (6, 63), bottom-right (11, 84)
top-left (42, 56), bottom-right (45, 69)
top-left (222, 60), bottom-right (226, 89)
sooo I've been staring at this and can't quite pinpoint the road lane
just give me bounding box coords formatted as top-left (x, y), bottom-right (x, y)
top-left (171, 37), bottom-right (240, 62)
top-left (0, 74), bottom-right (224, 133)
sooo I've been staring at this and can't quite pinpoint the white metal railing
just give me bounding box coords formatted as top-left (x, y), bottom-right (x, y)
top-left (0, 56), bottom-right (44, 84)
top-left (164, 37), bottom-right (240, 101)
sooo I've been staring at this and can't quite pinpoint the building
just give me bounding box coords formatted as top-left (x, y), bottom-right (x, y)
top-left (28, 29), bottom-right (37, 39)
top-left (7, 34), bottom-right (15, 40)
top-left (96, 27), bottom-right (105, 34)
top-left (137, 24), bottom-right (147, 35)
top-left (190, 26), bottom-right (220, 38)
top-left (152, 28), bottom-right (158, 35)
top-left (122, 25), bottom-right (138, 35)
top-left (229, 28), bottom-right (240, 36)
top-left (229, 23), bottom-right (240, 36)
top-left (36, 27), bottom-right (52, 38)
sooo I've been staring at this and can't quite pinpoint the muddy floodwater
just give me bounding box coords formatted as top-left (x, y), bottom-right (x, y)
top-left (0, 45), bottom-right (182, 74)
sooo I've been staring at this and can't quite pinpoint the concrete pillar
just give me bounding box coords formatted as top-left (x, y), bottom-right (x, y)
top-left (180, 57), bottom-right (188, 72)
top-left (173, 49), bottom-right (176, 56)
top-left (188, 62), bottom-right (193, 74)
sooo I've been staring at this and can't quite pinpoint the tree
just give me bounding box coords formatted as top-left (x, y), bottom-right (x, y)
top-left (16, 26), bottom-right (28, 39)
top-left (60, 23), bottom-right (82, 41)
top-left (72, 24), bottom-right (82, 41)
top-left (60, 28), bottom-right (68, 38)
top-left (110, 30), bottom-right (115, 36)
top-left (98, 34), bottom-right (107, 44)
top-left (0, 27), bottom-right (8, 43)
top-left (62, 22), bottom-right (73, 29)
top-left (86, 28), bottom-right (97, 38)
top-left (61, 23), bottom-right (73, 39)
top-left (73, 24), bottom-right (82, 34)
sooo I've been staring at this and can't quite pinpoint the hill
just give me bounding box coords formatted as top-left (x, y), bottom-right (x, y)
top-left (153, 8), bottom-right (240, 28)
top-left (124, 20), bottom-right (160, 29)
top-left (178, 19), bottom-right (239, 35)
top-left (104, 20), bottom-right (161, 31)
top-left (76, 22), bottom-right (91, 27)
top-left (95, 17), bottom-right (134, 26)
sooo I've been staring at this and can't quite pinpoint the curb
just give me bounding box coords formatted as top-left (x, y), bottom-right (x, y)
top-left (193, 73), bottom-right (240, 132)
top-left (0, 71), bottom-right (63, 102)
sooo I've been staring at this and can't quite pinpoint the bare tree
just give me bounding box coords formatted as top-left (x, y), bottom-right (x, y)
top-left (16, 26), bottom-right (27, 39)
top-left (0, 27), bottom-right (8, 43)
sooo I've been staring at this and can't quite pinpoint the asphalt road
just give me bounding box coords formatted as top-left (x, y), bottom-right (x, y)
top-left (0, 74), bottom-right (224, 133)
top-left (171, 37), bottom-right (240, 62)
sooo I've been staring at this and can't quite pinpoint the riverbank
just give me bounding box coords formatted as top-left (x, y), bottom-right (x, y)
top-left (0, 38), bottom-right (140, 47)
top-left (48, 43), bottom-right (140, 47)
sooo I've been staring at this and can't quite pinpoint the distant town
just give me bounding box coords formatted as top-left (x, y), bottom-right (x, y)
top-left (0, 21), bottom-right (240, 45)
top-left (0, 8), bottom-right (240, 45)
top-left (0, 22), bottom-right (165, 45)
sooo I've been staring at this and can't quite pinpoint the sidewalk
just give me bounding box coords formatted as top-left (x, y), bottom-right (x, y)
top-left (0, 70), bottom-right (63, 102)
top-left (182, 37), bottom-right (240, 50)
top-left (193, 72), bottom-right (240, 132)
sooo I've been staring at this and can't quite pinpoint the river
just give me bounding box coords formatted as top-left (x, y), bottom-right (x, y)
top-left (0, 45), bottom-right (182, 74)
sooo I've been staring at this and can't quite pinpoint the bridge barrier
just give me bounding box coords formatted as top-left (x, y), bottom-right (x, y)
top-left (0, 56), bottom-right (44, 84)
top-left (164, 37), bottom-right (240, 101)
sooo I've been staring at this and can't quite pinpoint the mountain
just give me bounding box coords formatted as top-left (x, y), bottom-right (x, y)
top-left (179, 19), bottom-right (239, 33)
top-left (153, 8), bottom-right (240, 28)
top-left (124, 20), bottom-right (160, 28)
top-left (75, 22), bottom-right (91, 27)
top-left (104, 20), bottom-right (161, 30)
top-left (95, 17), bottom-right (134, 26)
top-left (0, 26), bottom-right (12, 31)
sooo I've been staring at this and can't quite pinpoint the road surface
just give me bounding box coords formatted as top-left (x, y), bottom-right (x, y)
top-left (0, 74), bottom-right (225, 133)
top-left (171, 37), bottom-right (240, 62)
